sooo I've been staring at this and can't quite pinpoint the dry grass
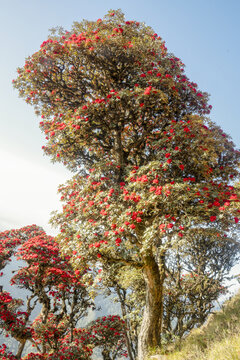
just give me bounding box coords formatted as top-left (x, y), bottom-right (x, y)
top-left (147, 290), bottom-right (240, 360)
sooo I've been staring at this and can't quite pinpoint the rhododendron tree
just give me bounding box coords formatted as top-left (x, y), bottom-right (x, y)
top-left (13, 9), bottom-right (240, 359)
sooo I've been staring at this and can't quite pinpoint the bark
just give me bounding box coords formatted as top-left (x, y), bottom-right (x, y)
top-left (137, 256), bottom-right (164, 360)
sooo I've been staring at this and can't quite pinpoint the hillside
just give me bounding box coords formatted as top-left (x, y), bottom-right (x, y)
top-left (149, 290), bottom-right (240, 360)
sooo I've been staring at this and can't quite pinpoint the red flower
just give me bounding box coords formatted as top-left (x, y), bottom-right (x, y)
top-left (115, 238), bottom-right (122, 246)
top-left (210, 216), bottom-right (216, 222)
top-left (144, 86), bottom-right (152, 95)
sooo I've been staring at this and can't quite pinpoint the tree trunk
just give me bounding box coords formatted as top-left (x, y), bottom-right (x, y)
top-left (102, 349), bottom-right (111, 360)
top-left (137, 256), bottom-right (164, 360)
top-left (116, 286), bottom-right (135, 360)
top-left (16, 340), bottom-right (26, 359)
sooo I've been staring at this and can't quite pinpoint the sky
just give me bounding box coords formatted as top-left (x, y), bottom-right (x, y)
top-left (0, 0), bottom-right (240, 246)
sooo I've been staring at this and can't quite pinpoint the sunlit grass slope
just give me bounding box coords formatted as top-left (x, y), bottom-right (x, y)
top-left (148, 289), bottom-right (240, 360)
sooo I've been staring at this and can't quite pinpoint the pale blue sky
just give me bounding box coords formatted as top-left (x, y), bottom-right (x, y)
top-left (0, 0), bottom-right (240, 234)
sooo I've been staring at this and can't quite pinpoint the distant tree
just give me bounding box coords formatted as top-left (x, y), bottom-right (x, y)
top-left (162, 227), bottom-right (240, 341)
top-left (13, 9), bottom-right (240, 359)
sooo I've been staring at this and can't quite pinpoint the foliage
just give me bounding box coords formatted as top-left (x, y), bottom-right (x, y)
top-left (13, 9), bottom-right (240, 359)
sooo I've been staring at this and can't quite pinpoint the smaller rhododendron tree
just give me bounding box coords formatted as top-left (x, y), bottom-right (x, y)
top-left (11, 231), bottom-right (93, 356)
top-left (13, 233), bottom-right (92, 322)
top-left (0, 226), bottom-right (93, 359)
top-left (87, 315), bottom-right (128, 360)
top-left (0, 226), bottom-right (128, 359)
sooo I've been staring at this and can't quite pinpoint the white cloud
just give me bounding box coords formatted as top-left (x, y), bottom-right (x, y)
top-left (0, 149), bottom-right (70, 235)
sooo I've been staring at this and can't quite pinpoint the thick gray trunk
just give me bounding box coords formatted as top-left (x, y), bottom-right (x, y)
top-left (137, 257), bottom-right (164, 360)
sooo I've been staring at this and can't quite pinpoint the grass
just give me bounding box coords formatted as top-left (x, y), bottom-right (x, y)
top-left (147, 290), bottom-right (240, 360)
